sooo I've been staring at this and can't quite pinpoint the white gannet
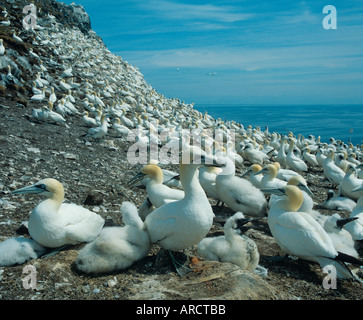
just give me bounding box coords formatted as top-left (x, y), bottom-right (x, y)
top-left (243, 143), bottom-right (269, 165)
top-left (49, 87), bottom-right (57, 104)
top-left (344, 189), bottom-right (363, 241)
top-left (129, 163), bottom-right (184, 208)
top-left (11, 178), bottom-right (105, 248)
top-left (84, 114), bottom-right (108, 139)
top-left (144, 147), bottom-right (216, 255)
top-left (255, 164), bottom-right (287, 190)
top-left (47, 102), bottom-right (69, 127)
top-left (199, 165), bottom-right (223, 201)
top-left (272, 162), bottom-right (302, 182)
top-left (286, 139), bottom-right (307, 172)
top-left (318, 190), bottom-right (356, 212)
top-left (302, 147), bottom-right (319, 167)
top-left (30, 87), bottom-right (46, 102)
top-left (197, 212), bottom-right (260, 272)
top-left (339, 164), bottom-right (363, 201)
top-left (82, 111), bottom-right (98, 127)
top-left (75, 201), bottom-right (151, 274)
top-left (215, 156), bottom-right (267, 217)
top-left (0, 237), bottom-right (48, 267)
top-left (0, 39), bottom-right (5, 56)
top-left (275, 138), bottom-right (287, 168)
top-left (241, 164), bottom-right (263, 189)
top-left (323, 149), bottom-right (345, 186)
top-left (112, 117), bottom-right (132, 136)
top-left (266, 185), bottom-right (362, 280)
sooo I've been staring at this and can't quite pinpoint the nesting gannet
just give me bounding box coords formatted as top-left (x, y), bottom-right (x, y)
top-left (266, 185), bottom-right (362, 280)
top-left (215, 156), bottom-right (267, 217)
top-left (75, 202), bottom-right (151, 274)
top-left (0, 237), bottom-right (47, 267)
top-left (49, 87), bottom-right (57, 104)
top-left (241, 164), bottom-right (263, 189)
top-left (199, 165), bottom-right (223, 201)
top-left (129, 163), bottom-right (184, 208)
top-left (339, 164), bottom-right (363, 201)
top-left (47, 102), bottom-right (69, 127)
top-left (31, 87), bottom-right (46, 102)
top-left (275, 138), bottom-right (287, 168)
top-left (144, 147), bottom-right (216, 253)
top-left (286, 139), bottom-right (307, 172)
top-left (272, 162), bottom-right (302, 182)
top-left (243, 143), bottom-right (269, 165)
top-left (112, 117), bottom-right (132, 136)
top-left (11, 178), bottom-right (105, 248)
top-left (323, 149), bottom-right (345, 186)
top-left (344, 190), bottom-right (363, 241)
top-left (82, 111), bottom-right (98, 127)
top-left (302, 147), bottom-right (319, 167)
top-left (318, 190), bottom-right (356, 212)
top-left (84, 114), bottom-right (108, 139)
top-left (197, 212), bottom-right (260, 272)
top-left (256, 164), bottom-right (287, 190)
top-left (0, 39), bottom-right (5, 56)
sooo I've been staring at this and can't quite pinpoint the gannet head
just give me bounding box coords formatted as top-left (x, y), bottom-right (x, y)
top-left (262, 185), bottom-right (303, 212)
top-left (346, 164), bottom-right (356, 175)
top-left (12, 178), bottom-right (65, 201)
top-left (242, 164), bottom-right (262, 177)
top-left (287, 176), bottom-right (313, 197)
top-left (254, 164), bottom-right (277, 178)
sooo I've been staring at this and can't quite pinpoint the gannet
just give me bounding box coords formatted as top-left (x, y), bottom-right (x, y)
top-left (318, 190), bottom-right (356, 212)
top-left (323, 149), bottom-right (345, 186)
top-left (0, 237), bottom-right (47, 267)
top-left (199, 165), bottom-right (223, 201)
top-left (339, 164), bottom-right (363, 201)
top-left (286, 139), bottom-right (307, 172)
top-left (243, 143), bottom-right (269, 165)
top-left (129, 163), bottom-right (184, 208)
top-left (11, 178), bottom-right (105, 248)
top-left (0, 39), bottom-right (5, 56)
top-left (112, 117), bottom-right (132, 136)
top-left (302, 147), bottom-right (319, 167)
top-left (197, 212), bottom-right (260, 272)
top-left (75, 202), bottom-right (151, 274)
top-left (47, 102), bottom-right (68, 127)
top-left (84, 114), bottom-right (108, 139)
top-left (272, 162), bottom-right (302, 182)
top-left (144, 147), bottom-right (216, 253)
top-left (12, 30), bottom-right (23, 43)
top-left (266, 185), bottom-right (362, 280)
top-left (49, 87), bottom-right (57, 104)
top-left (82, 111), bottom-right (98, 127)
top-left (215, 156), bottom-right (267, 217)
top-left (275, 138), bottom-right (287, 168)
top-left (344, 188), bottom-right (363, 241)
top-left (30, 87), bottom-right (46, 102)
top-left (255, 164), bottom-right (287, 190)
top-left (241, 164), bottom-right (263, 189)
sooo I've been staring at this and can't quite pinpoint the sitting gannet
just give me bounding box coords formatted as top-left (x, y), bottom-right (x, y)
top-left (286, 139), bottom-right (308, 172)
top-left (0, 237), bottom-right (47, 267)
top-left (255, 163), bottom-right (287, 190)
top-left (0, 39), bottom-right (5, 56)
top-left (241, 164), bottom-right (263, 189)
top-left (243, 143), bottom-right (269, 165)
top-left (144, 147), bottom-right (216, 270)
top-left (84, 114), bottom-right (108, 139)
top-left (215, 156), bottom-right (267, 217)
top-left (339, 164), bottom-right (363, 201)
top-left (75, 202), bottom-right (151, 274)
top-left (344, 188), bottom-right (363, 241)
top-left (199, 165), bottom-right (223, 201)
top-left (318, 190), bottom-right (356, 212)
top-left (266, 185), bottom-right (362, 280)
top-left (129, 163), bottom-right (184, 208)
top-left (12, 178), bottom-right (104, 248)
top-left (197, 212), bottom-right (260, 272)
top-left (323, 149), bottom-right (345, 186)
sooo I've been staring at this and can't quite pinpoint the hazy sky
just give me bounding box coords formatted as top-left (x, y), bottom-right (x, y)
top-left (58, 0), bottom-right (363, 106)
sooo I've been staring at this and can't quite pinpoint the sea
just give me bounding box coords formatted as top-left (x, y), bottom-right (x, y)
top-left (194, 104), bottom-right (363, 146)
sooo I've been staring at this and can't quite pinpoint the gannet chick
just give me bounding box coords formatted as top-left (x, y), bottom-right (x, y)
top-left (215, 156), bottom-right (267, 217)
top-left (339, 164), bottom-right (363, 201)
top-left (323, 149), bottom-right (345, 186)
top-left (75, 202), bottom-right (151, 274)
top-left (241, 164), bottom-right (263, 189)
top-left (129, 163), bottom-right (184, 208)
top-left (286, 139), bottom-right (307, 172)
top-left (267, 185), bottom-right (362, 280)
top-left (318, 190), bottom-right (356, 212)
top-left (11, 178), bottom-right (105, 248)
top-left (197, 212), bottom-right (259, 272)
top-left (144, 147), bottom-right (216, 252)
top-left (0, 237), bottom-right (47, 267)
top-left (344, 190), bottom-right (363, 241)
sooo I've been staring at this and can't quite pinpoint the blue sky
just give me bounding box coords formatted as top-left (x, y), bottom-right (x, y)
top-left (58, 0), bottom-right (363, 106)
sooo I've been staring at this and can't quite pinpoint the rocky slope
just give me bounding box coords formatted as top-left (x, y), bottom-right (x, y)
top-left (0, 0), bottom-right (363, 300)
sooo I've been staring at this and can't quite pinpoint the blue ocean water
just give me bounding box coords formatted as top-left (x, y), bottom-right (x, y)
top-left (194, 104), bottom-right (363, 146)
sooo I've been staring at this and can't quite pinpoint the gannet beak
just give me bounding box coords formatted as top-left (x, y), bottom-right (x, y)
top-left (241, 170), bottom-right (251, 178)
top-left (352, 185), bottom-right (363, 192)
top-left (11, 183), bottom-right (47, 195)
top-left (299, 183), bottom-right (314, 197)
top-left (336, 217), bottom-right (358, 229)
top-left (127, 172), bottom-right (145, 185)
top-left (261, 188), bottom-right (286, 196)
top-left (235, 217), bottom-right (252, 231)
top-left (254, 168), bottom-right (267, 176)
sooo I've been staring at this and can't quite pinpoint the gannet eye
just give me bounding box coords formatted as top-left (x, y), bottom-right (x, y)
top-left (35, 184), bottom-right (47, 191)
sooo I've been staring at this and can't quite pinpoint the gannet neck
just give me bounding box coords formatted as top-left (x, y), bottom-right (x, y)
top-left (284, 185), bottom-right (303, 212)
top-left (179, 163), bottom-right (203, 196)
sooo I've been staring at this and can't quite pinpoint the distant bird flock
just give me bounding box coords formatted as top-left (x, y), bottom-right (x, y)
top-left (0, 2), bottom-right (363, 283)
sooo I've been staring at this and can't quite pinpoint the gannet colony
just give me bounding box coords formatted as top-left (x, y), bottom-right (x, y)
top-left (0, 0), bottom-right (363, 300)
